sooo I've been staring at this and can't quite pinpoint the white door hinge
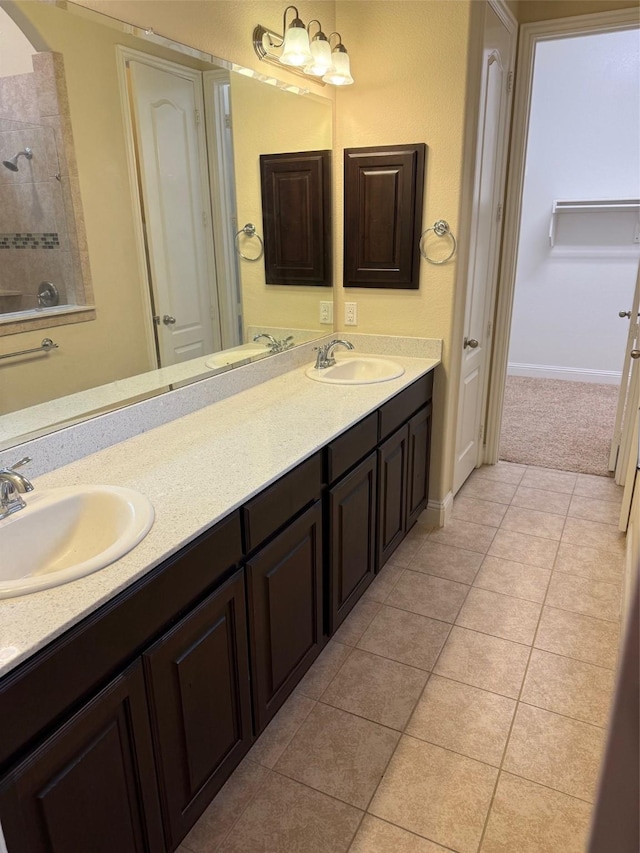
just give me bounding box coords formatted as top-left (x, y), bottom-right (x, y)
top-left (496, 203), bottom-right (503, 223)
top-left (195, 108), bottom-right (201, 125)
top-left (225, 113), bottom-right (232, 130)
top-left (202, 210), bottom-right (208, 228)
top-left (479, 422), bottom-right (485, 442)
top-left (507, 71), bottom-right (513, 93)
top-left (486, 319), bottom-right (493, 339)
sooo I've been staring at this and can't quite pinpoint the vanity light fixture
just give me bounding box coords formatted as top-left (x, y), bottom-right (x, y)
top-left (253, 7), bottom-right (354, 86)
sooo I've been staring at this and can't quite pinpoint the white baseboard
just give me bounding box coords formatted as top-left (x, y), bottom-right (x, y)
top-left (508, 362), bottom-right (622, 385)
top-left (423, 491), bottom-right (454, 528)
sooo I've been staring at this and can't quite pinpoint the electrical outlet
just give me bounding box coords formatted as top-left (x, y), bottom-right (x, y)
top-left (344, 302), bottom-right (357, 326)
top-left (319, 301), bottom-right (333, 324)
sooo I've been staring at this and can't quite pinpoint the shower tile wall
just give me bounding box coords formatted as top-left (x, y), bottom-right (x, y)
top-left (0, 52), bottom-right (90, 317)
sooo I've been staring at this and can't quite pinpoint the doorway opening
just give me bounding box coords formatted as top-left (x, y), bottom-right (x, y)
top-left (496, 24), bottom-right (640, 477)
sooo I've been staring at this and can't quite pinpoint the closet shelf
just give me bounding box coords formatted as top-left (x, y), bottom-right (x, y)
top-left (549, 198), bottom-right (640, 246)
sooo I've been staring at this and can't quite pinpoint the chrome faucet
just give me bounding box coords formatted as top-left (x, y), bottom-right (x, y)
top-left (0, 457), bottom-right (34, 520)
top-left (313, 339), bottom-right (355, 369)
top-left (253, 333), bottom-right (295, 353)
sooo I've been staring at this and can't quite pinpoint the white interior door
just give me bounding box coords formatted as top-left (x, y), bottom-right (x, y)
top-left (610, 261), bottom-right (640, 474)
top-left (128, 59), bottom-right (221, 366)
top-left (453, 1), bottom-right (515, 494)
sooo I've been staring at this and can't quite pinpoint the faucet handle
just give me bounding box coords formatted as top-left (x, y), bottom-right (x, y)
top-left (10, 456), bottom-right (31, 471)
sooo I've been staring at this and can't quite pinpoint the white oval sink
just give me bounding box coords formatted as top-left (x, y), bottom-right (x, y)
top-left (305, 355), bottom-right (405, 385)
top-left (205, 346), bottom-right (268, 369)
top-left (0, 486), bottom-right (154, 599)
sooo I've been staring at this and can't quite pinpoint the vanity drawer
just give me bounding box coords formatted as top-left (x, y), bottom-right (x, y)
top-left (326, 412), bottom-right (378, 484)
top-left (242, 453), bottom-right (323, 552)
top-left (379, 372), bottom-right (434, 441)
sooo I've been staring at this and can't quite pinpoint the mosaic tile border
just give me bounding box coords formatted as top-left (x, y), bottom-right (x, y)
top-left (0, 233), bottom-right (60, 250)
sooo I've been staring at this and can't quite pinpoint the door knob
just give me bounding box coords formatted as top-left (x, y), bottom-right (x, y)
top-left (162, 315), bottom-right (176, 325)
top-left (464, 338), bottom-right (479, 349)
top-left (619, 310), bottom-right (631, 318)
top-left (631, 350), bottom-right (640, 359)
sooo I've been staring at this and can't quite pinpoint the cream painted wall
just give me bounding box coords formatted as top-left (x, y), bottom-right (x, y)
top-left (334, 0), bottom-right (481, 504)
top-left (230, 75), bottom-right (332, 332)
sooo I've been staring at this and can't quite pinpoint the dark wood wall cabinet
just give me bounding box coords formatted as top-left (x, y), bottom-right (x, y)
top-left (0, 370), bottom-right (434, 853)
top-left (260, 150), bottom-right (331, 287)
top-left (344, 143), bottom-right (426, 289)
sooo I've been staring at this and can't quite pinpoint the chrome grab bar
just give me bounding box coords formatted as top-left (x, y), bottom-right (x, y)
top-left (0, 338), bottom-right (59, 361)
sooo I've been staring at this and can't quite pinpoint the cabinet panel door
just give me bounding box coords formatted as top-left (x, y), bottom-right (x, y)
top-left (406, 403), bottom-right (432, 530)
top-left (0, 662), bottom-right (164, 853)
top-left (247, 501), bottom-right (323, 732)
top-left (143, 569), bottom-right (252, 849)
top-left (329, 452), bottom-right (377, 632)
top-left (260, 150), bottom-right (331, 287)
top-left (344, 143), bottom-right (426, 289)
top-left (377, 425), bottom-right (409, 570)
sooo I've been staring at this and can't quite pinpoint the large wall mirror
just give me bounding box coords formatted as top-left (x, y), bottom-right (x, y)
top-left (0, 0), bottom-right (333, 450)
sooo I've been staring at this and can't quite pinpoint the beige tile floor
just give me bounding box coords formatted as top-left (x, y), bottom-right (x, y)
top-left (178, 463), bottom-right (625, 853)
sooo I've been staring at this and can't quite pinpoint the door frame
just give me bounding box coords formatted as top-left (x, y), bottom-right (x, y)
top-left (484, 7), bottom-right (640, 464)
top-left (203, 70), bottom-right (243, 350)
top-left (452, 0), bottom-right (517, 495)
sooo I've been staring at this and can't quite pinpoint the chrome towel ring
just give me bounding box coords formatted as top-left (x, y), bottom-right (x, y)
top-left (235, 223), bottom-right (264, 262)
top-left (419, 219), bottom-right (457, 265)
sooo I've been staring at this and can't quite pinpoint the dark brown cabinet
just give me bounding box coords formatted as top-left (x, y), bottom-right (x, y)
top-left (260, 150), bottom-right (331, 287)
top-left (0, 662), bottom-right (164, 853)
top-left (344, 143), bottom-right (426, 289)
top-left (377, 424), bottom-right (409, 568)
top-left (246, 501), bottom-right (324, 733)
top-left (143, 569), bottom-right (252, 850)
top-left (328, 452), bottom-right (377, 632)
top-left (406, 402), bottom-right (432, 529)
top-left (377, 402), bottom-right (432, 569)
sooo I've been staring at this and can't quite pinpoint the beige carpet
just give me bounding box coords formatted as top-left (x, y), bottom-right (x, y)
top-left (499, 376), bottom-right (619, 476)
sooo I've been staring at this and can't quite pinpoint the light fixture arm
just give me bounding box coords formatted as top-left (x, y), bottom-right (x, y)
top-left (307, 19), bottom-right (325, 39)
top-left (283, 5), bottom-right (304, 35)
top-left (328, 32), bottom-right (345, 50)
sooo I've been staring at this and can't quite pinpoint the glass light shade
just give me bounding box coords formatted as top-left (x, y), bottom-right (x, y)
top-left (322, 48), bottom-right (354, 85)
top-left (304, 36), bottom-right (332, 76)
top-left (280, 23), bottom-right (313, 67)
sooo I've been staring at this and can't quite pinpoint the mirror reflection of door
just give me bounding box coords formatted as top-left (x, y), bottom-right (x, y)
top-left (123, 52), bottom-right (238, 367)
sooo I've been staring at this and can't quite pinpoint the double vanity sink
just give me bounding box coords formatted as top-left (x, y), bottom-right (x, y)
top-left (0, 347), bottom-right (406, 601)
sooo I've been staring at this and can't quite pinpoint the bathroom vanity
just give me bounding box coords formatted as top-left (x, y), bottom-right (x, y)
top-left (0, 348), bottom-right (438, 852)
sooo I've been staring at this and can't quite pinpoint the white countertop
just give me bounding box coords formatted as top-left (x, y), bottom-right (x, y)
top-left (0, 352), bottom-right (439, 678)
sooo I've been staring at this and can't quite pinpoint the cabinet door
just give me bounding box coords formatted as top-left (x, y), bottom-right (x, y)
top-left (406, 403), bottom-right (432, 530)
top-left (344, 143), bottom-right (426, 289)
top-left (377, 424), bottom-right (409, 570)
top-left (247, 501), bottom-right (323, 732)
top-left (329, 452), bottom-right (377, 632)
top-left (0, 662), bottom-right (164, 853)
top-left (143, 569), bottom-right (252, 849)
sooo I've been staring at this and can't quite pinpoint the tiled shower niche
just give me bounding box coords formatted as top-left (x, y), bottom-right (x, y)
top-left (0, 51), bottom-right (93, 329)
